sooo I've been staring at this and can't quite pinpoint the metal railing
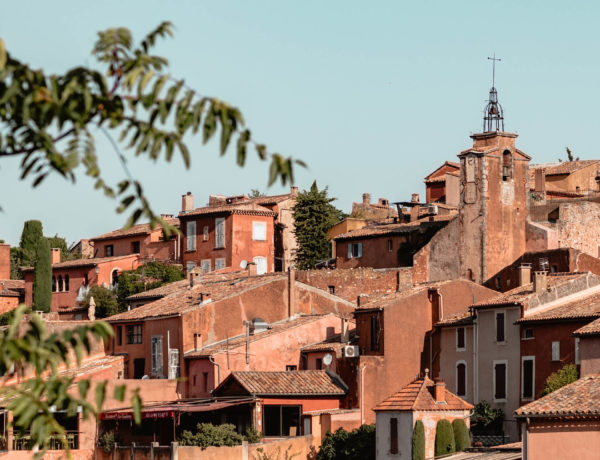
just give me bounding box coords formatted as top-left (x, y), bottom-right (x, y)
top-left (12, 431), bottom-right (79, 450)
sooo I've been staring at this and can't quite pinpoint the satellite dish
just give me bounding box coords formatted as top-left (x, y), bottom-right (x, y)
top-left (141, 375), bottom-right (149, 380)
top-left (240, 260), bottom-right (248, 269)
top-left (323, 353), bottom-right (333, 367)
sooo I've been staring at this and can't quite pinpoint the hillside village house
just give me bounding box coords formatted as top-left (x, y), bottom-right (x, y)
top-left (90, 216), bottom-right (180, 262)
top-left (23, 252), bottom-right (140, 319)
top-left (423, 161), bottom-right (460, 205)
top-left (530, 159), bottom-right (600, 199)
top-left (0, 244), bottom-right (24, 314)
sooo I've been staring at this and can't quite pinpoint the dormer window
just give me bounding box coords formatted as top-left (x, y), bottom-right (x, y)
top-left (502, 150), bottom-right (512, 181)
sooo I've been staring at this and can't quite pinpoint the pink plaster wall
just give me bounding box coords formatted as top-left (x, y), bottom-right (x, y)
top-left (527, 419), bottom-right (600, 460)
top-left (580, 336), bottom-right (600, 377)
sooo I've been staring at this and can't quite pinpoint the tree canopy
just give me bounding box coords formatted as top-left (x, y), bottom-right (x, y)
top-left (541, 363), bottom-right (578, 396)
top-left (293, 181), bottom-right (344, 270)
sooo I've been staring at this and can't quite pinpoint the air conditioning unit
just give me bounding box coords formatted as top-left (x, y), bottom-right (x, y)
top-left (343, 345), bottom-right (360, 358)
top-left (427, 205), bottom-right (438, 215)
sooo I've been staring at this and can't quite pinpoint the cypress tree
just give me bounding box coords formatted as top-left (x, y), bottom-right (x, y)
top-left (19, 220), bottom-right (44, 267)
top-left (412, 420), bottom-right (425, 460)
top-left (293, 181), bottom-right (344, 270)
top-left (452, 418), bottom-right (470, 451)
top-left (33, 237), bottom-right (51, 312)
top-left (434, 419), bottom-right (455, 456)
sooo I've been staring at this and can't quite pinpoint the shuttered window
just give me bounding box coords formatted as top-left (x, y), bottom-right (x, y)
top-left (390, 418), bottom-right (398, 454)
top-left (186, 221), bottom-right (196, 251)
top-left (552, 341), bottom-right (560, 361)
top-left (151, 336), bottom-right (163, 376)
top-left (215, 218), bottom-right (225, 248)
top-left (456, 362), bottom-right (466, 396)
top-left (522, 358), bottom-right (534, 399)
top-left (494, 362), bottom-right (507, 400)
top-left (457, 327), bottom-right (466, 350)
top-left (496, 312), bottom-right (505, 343)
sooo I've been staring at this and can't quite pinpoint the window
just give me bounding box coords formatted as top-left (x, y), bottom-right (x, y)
top-left (575, 338), bottom-right (580, 365)
top-left (105, 245), bottom-right (114, 257)
top-left (551, 264), bottom-right (558, 274)
top-left (52, 276), bottom-right (56, 292)
top-left (126, 324), bottom-right (143, 344)
top-left (286, 365), bottom-right (297, 371)
top-left (133, 358), bottom-right (145, 379)
top-left (328, 285), bottom-right (335, 295)
top-left (215, 218), bottom-right (225, 248)
top-left (370, 315), bottom-right (380, 352)
top-left (456, 327), bottom-right (466, 350)
top-left (523, 328), bottom-right (534, 340)
top-left (151, 336), bottom-right (163, 376)
top-left (110, 269), bottom-right (119, 287)
top-left (202, 372), bottom-right (209, 392)
top-left (116, 326), bottom-right (122, 346)
top-left (494, 361), bottom-right (507, 401)
top-left (203, 226), bottom-right (209, 241)
top-left (215, 258), bottom-right (226, 271)
top-left (502, 150), bottom-right (512, 181)
top-left (186, 261), bottom-right (196, 272)
top-left (58, 275), bottom-right (63, 292)
top-left (186, 221), bottom-right (196, 251)
top-left (84, 274), bottom-right (88, 286)
top-left (168, 348), bottom-right (180, 379)
top-left (315, 358), bottom-right (323, 370)
top-left (552, 341), bottom-right (560, 361)
top-left (64, 274), bottom-right (69, 292)
top-left (522, 357), bottom-right (535, 400)
top-left (495, 312), bottom-right (505, 343)
top-left (131, 241), bottom-right (141, 254)
top-left (456, 361), bottom-right (466, 396)
top-left (263, 405), bottom-right (301, 437)
top-left (253, 256), bottom-right (267, 275)
top-left (201, 259), bottom-right (211, 273)
top-left (347, 242), bottom-right (363, 259)
top-left (390, 417), bottom-right (398, 454)
top-left (252, 221), bottom-right (267, 241)
top-left (388, 240), bottom-right (393, 252)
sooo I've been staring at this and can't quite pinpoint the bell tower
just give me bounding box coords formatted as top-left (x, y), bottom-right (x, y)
top-left (457, 57), bottom-right (531, 284)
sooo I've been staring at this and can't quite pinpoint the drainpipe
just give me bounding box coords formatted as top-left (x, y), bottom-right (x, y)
top-left (473, 308), bottom-right (479, 403)
top-left (209, 355), bottom-right (221, 386)
top-left (360, 363), bottom-right (367, 425)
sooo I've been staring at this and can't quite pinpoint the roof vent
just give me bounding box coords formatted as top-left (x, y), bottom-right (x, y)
top-left (250, 317), bottom-right (269, 335)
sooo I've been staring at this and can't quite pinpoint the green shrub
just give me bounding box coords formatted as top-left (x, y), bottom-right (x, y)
top-left (434, 419), bottom-right (455, 457)
top-left (243, 426), bottom-right (263, 444)
top-left (316, 424), bottom-right (375, 460)
top-left (98, 431), bottom-right (116, 453)
top-left (452, 419), bottom-right (470, 451)
top-left (541, 364), bottom-right (578, 396)
top-left (470, 400), bottom-right (504, 435)
top-left (178, 423), bottom-right (243, 449)
top-left (411, 420), bottom-right (425, 460)
top-left (83, 285), bottom-right (121, 318)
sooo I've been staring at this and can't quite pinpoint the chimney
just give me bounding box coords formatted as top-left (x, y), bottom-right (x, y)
top-left (0, 244), bottom-right (10, 279)
top-left (362, 193), bottom-right (371, 205)
top-left (411, 193), bottom-right (420, 203)
top-left (341, 318), bottom-right (350, 343)
top-left (288, 267), bottom-right (296, 317)
top-left (378, 198), bottom-right (389, 207)
top-left (533, 271), bottom-right (548, 293)
top-left (247, 262), bottom-right (258, 277)
top-left (50, 248), bottom-right (61, 265)
top-left (200, 292), bottom-right (211, 302)
top-left (181, 192), bottom-right (194, 212)
top-left (189, 273), bottom-right (195, 288)
top-left (534, 168), bottom-right (546, 193)
top-left (193, 333), bottom-right (202, 351)
top-left (410, 205), bottom-right (420, 222)
top-left (291, 186), bottom-right (299, 196)
top-left (519, 263), bottom-right (532, 287)
top-left (434, 378), bottom-right (446, 403)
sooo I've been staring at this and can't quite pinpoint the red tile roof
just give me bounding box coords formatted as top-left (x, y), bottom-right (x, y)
top-left (435, 311), bottom-right (473, 327)
top-left (107, 273), bottom-right (287, 322)
top-left (424, 161), bottom-right (460, 183)
top-left (91, 218), bottom-right (179, 241)
top-left (216, 370), bottom-right (347, 396)
top-left (517, 291), bottom-right (600, 324)
top-left (179, 203), bottom-right (277, 218)
top-left (334, 214), bottom-right (455, 240)
top-left (374, 378), bottom-right (473, 412)
top-left (515, 374), bottom-right (600, 417)
top-left (0, 279), bottom-right (25, 293)
top-left (530, 160), bottom-right (599, 176)
top-left (22, 254), bottom-right (140, 271)
top-left (573, 317), bottom-right (600, 336)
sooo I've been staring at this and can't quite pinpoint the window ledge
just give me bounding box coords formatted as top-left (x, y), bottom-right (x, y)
top-left (521, 337), bottom-right (535, 341)
top-left (493, 398), bottom-right (507, 403)
top-left (456, 347), bottom-right (466, 352)
top-left (496, 341), bottom-right (507, 346)
top-left (185, 249), bottom-right (196, 253)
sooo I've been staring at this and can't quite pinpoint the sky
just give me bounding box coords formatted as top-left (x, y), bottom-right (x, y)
top-left (1, 1), bottom-right (600, 246)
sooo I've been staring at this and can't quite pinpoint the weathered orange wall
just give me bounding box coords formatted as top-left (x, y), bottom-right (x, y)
top-left (93, 233), bottom-right (178, 261)
top-left (0, 244), bottom-right (10, 279)
top-left (580, 336), bottom-right (600, 377)
top-left (0, 295), bottom-right (18, 314)
top-left (526, 420), bottom-right (600, 460)
top-left (0, 450), bottom-right (94, 460)
top-left (336, 235), bottom-right (408, 270)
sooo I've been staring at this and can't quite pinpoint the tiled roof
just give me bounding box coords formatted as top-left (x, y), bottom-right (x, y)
top-left (250, 193), bottom-right (295, 205)
top-left (470, 273), bottom-right (587, 309)
top-left (573, 317), bottom-right (600, 336)
top-left (0, 279), bottom-right (25, 292)
top-left (21, 254), bottom-right (139, 271)
top-left (179, 203), bottom-right (277, 218)
top-left (530, 160), bottom-right (599, 176)
top-left (334, 214), bottom-right (455, 240)
top-left (424, 161), bottom-right (460, 183)
top-left (356, 280), bottom-right (454, 310)
top-left (515, 374), bottom-right (600, 417)
top-left (301, 330), bottom-right (358, 358)
top-left (107, 273), bottom-right (286, 322)
top-left (186, 314), bottom-right (338, 357)
top-left (91, 218), bottom-right (179, 241)
top-left (435, 312), bottom-right (473, 327)
top-left (218, 370), bottom-right (347, 396)
top-left (517, 291), bottom-right (600, 323)
top-left (374, 378), bottom-right (473, 412)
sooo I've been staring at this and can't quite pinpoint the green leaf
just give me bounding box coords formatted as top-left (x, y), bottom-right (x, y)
top-left (113, 384), bottom-right (126, 401)
top-left (132, 390), bottom-right (142, 425)
top-left (0, 39), bottom-right (6, 70)
top-left (95, 381), bottom-right (107, 412)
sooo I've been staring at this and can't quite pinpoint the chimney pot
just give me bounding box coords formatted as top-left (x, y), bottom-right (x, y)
top-left (193, 333), bottom-right (202, 351)
top-left (291, 186), bottom-right (299, 196)
top-left (247, 262), bottom-right (258, 277)
top-left (411, 193), bottom-right (420, 203)
top-left (181, 192), bottom-right (194, 212)
top-left (362, 193), bottom-right (371, 205)
top-left (50, 248), bottom-right (61, 265)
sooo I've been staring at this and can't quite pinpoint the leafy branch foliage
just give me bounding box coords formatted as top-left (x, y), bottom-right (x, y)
top-left (541, 363), bottom-right (578, 396)
top-left (316, 425), bottom-right (375, 460)
top-left (0, 22), bottom-right (303, 236)
top-left (470, 400), bottom-right (504, 435)
top-left (0, 305), bottom-right (141, 457)
top-left (115, 261), bottom-right (184, 309)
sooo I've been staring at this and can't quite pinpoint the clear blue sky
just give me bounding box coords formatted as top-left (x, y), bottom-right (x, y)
top-left (1, 1), bottom-right (599, 246)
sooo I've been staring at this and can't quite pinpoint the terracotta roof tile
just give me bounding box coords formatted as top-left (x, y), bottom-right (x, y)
top-left (436, 312), bottom-right (473, 327)
top-left (22, 254), bottom-right (140, 272)
top-left (301, 330), bottom-right (359, 358)
top-left (220, 370), bottom-right (347, 396)
top-left (0, 279), bottom-right (25, 293)
top-left (530, 160), bottom-right (600, 176)
top-left (573, 317), bottom-right (600, 336)
top-left (515, 374), bottom-right (600, 417)
top-left (91, 219), bottom-right (179, 241)
top-left (374, 378), bottom-right (473, 412)
top-left (334, 214), bottom-right (455, 240)
top-left (179, 203), bottom-right (276, 218)
top-left (517, 291), bottom-right (600, 323)
top-left (107, 273), bottom-right (287, 322)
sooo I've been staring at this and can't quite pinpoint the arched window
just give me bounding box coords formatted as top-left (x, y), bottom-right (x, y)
top-left (456, 361), bottom-right (467, 397)
top-left (58, 275), bottom-right (63, 292)
top-left (111, 269), bottom-right (119, 287)
top-left (502, 150), bottom-right (512, 181)
top-left (64, 274), bottom-right (70, 292)
top-left (52, 276), bottom-right (57, 293)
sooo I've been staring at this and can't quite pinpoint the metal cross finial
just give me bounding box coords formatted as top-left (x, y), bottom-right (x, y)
top-left (488, 53), bottom-right (501, 88)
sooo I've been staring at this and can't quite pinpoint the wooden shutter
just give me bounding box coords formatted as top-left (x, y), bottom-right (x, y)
top-left (495, 363), bottom-right (506, 400)
top-left (496, 312), bottom-right (505, 342)
top-left (390, 418), bottom-right (398, 454)
top-left (457, 363), bottom-right (466, 396)
top-left (522, 359), bottom-right (533, 399)
top-left (457, 327), bottom-right (465, 349)
top-left (215, 218), bottom-right (225, 248)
